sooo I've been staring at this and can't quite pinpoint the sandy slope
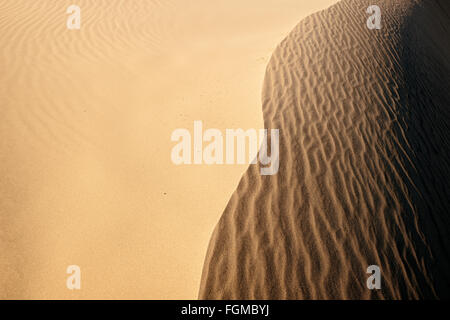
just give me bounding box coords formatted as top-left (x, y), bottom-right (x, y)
top-left (0, 0), bottom-right (339, 299)
top-left (199, 0), bottom-right (450, 299)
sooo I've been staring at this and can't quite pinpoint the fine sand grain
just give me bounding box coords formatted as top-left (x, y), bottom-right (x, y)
top-left (200, 0), bottom-right (450, 299)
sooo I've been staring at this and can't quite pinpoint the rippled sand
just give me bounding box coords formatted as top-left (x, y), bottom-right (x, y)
top-left (200, 0), bottom-right (450, 299)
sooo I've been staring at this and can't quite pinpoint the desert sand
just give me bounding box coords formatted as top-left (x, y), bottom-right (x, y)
top-left (0, 0), bottom-right (339, 299)
top-left (200, 0), bottom-right (450, 299)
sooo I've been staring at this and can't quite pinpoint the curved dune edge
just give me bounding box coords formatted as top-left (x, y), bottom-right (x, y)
top-left (199, 0), bottom-right (450, 299)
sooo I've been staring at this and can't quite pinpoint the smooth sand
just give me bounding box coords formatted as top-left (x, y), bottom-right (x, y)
top-left (0, 0), bottom-right (338, 299)
top-left (200, 0), bottom-right (450, 299)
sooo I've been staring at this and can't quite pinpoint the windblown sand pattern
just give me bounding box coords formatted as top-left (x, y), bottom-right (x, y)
top-left (2, 0), bottom-right (341, 299)
top-left (0, 0), bottom-right (175, 154)
top-left (200, 0), bottom-right (450, 299)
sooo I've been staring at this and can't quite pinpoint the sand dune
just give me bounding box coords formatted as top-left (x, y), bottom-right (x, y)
top-left (199, 0), bottom-right (450, 299)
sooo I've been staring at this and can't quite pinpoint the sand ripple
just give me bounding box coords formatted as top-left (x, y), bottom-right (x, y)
top-left (199, 0), bottom-right (450, 299)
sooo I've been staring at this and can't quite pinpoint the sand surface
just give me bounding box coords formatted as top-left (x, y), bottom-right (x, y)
top-left (0, 0), bottom-right (339, 299)
top-left (200, 0), bottom-right (450, 299)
